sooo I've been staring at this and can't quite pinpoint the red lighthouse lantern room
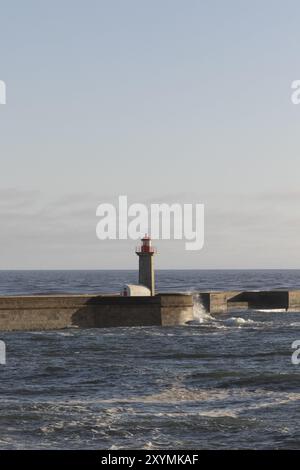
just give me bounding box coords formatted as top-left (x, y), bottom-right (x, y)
top-left (138, 234), bottom-right (156, 254)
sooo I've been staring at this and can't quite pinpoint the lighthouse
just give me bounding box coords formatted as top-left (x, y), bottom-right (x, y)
top-left (136, 235), bottom-right (156, 296)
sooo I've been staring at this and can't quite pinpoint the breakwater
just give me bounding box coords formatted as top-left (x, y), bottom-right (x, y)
top-left (200, 289), bottom-right (300, 313)
top-left (0, 293), bottom-right (193, 331)
top-left (1, 288), bottom-right (300, 332)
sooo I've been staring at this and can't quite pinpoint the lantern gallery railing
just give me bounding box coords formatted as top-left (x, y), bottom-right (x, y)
top-left (135, 246), bottom-right (157, 254)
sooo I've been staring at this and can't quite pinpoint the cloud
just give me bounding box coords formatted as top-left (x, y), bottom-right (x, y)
top-left (0, 188), bottom-right (41, 209)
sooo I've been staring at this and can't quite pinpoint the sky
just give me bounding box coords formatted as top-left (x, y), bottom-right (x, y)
top-left (0, 0), bottom-right (300, 269)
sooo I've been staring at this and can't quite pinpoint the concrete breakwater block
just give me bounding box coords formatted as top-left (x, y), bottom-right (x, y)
top-left (0, 293), bottom-right (194, 331)
top-left (199, 289), bottom-right (300, 314)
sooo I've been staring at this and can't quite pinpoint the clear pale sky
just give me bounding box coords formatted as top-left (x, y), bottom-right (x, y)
top-left (0, 0), bottom-right (300, 269)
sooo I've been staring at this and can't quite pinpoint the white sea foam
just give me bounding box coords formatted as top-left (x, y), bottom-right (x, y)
top-left (56, 332), bottom-right (74, 337)
top-left (256, 309), bottom-right (287, 313)
top-left (189, 293), bottom-right (263, 328)
top-left (222, 317), bottom-right (255, 326)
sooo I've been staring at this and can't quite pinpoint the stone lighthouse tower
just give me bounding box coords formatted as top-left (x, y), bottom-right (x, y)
top-left (136, 235), bottom-right (156, 295)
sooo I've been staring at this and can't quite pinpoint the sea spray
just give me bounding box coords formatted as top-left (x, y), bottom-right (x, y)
top-left (192, 293), bottom-right (213, 323)
top-left (190, 293), bottom-right (257, 327)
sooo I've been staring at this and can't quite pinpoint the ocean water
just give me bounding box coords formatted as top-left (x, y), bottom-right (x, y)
top-left (0, 270), bottom-right (300, 449)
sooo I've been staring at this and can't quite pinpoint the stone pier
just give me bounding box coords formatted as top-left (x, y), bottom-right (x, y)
top-left (0, 293), bottom-right (194, 331)
top-left (200, 290), bottom-right (300, 314)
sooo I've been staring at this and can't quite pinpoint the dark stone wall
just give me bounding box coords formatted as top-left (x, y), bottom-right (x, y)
top-left (207, 290), bottom-right (291, 313)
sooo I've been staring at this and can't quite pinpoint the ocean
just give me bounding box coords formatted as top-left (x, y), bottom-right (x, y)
top-left (0, 269), bottom-right (300, 449)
